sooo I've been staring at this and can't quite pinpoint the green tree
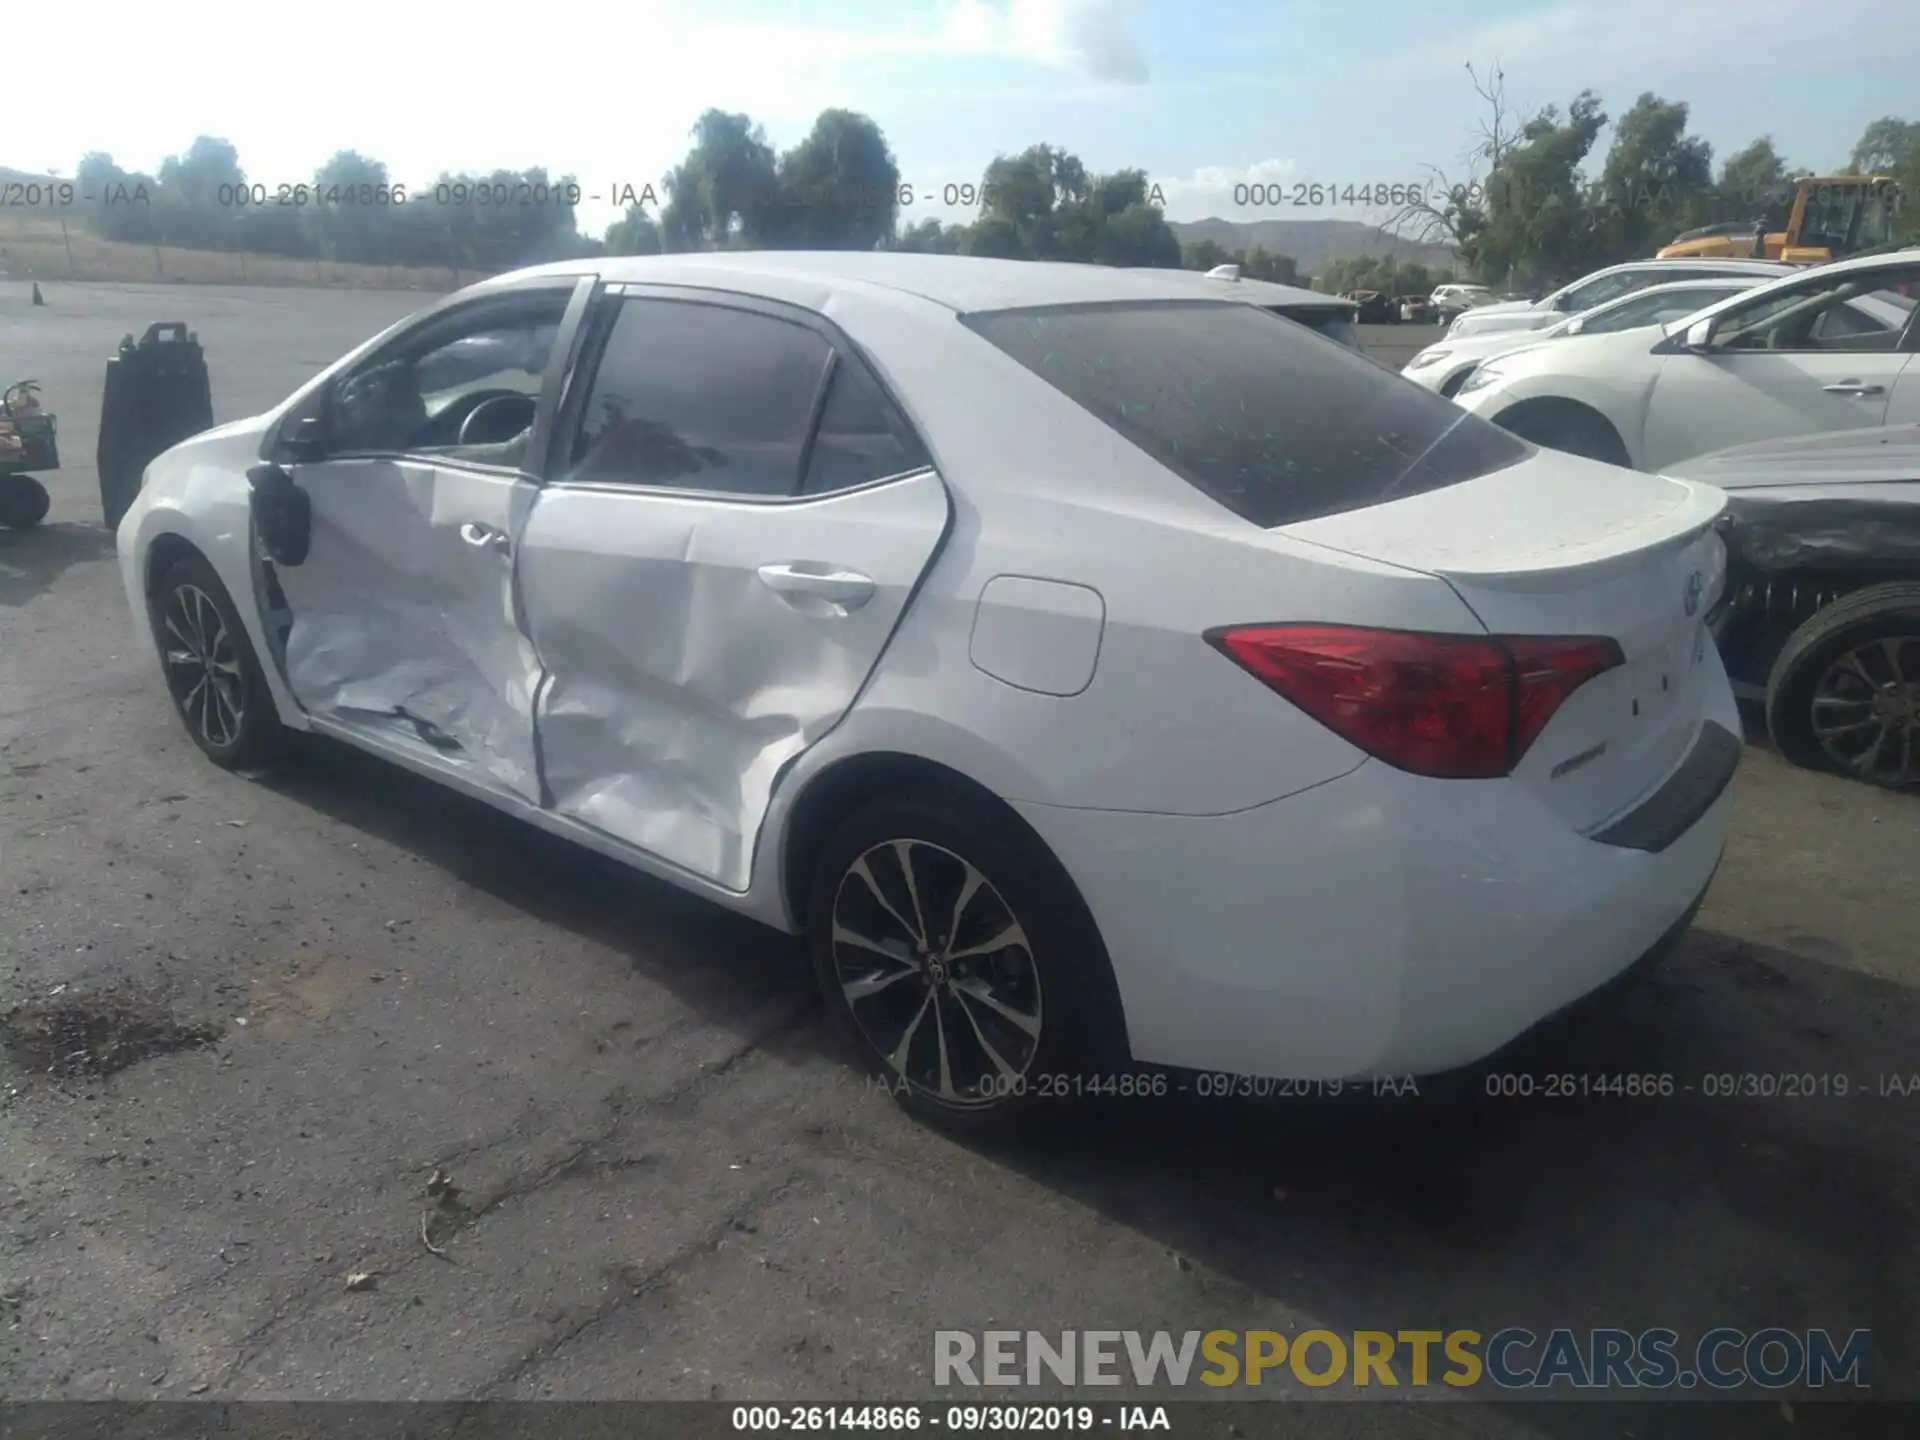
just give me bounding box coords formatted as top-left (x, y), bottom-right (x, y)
top-left (1848, 117), bottom-right (1920, 243)
top-left (1591, 93), bottom-right (1714, 256)
top-left (1053, 168), bottom-right (1179, 266)
top-left (309, 150), bottom-right (391, 262)
top-left (1713, 137), bottom-right (1793, 223)
top-left (765, 109), bottom-right (901, 249)
top-left (977, 144), bottom-right (1090, 258)
top-left (660, 110), bottom-right (778, 250)
top-left (1238, 245), bottom-right (1299, 285)
top-left (1469, 91), bottom-right (1609, 289)
top-left (895, 218), bottom-right (964, 253)
top-left (1849, 118), bottom-right (1920, 175)
top-left (1182, 238), bottom-right (1232, 270)
top-left (605, 204), bottom-right (663, 255)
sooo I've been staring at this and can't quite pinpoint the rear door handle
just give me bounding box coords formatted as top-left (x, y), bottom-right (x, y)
top-left (1822, 380), bottom-right (1886, 396)
top-left (757, 563), bottom-right (875, 612)
top-left (459, 521), bottom-right (511, 554)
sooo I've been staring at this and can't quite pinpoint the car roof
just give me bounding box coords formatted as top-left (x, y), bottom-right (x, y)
top-left (490, 251), bottom-right (1348, 316)
top-left (1112, 266), bottom-right (1356, 310)
top-left (1571, 257), bottom-right (1797, 283)
top-left (1585, 277), bottom-right (1766, 306)
top-left (1676, 246), bottom-right (1920, 323)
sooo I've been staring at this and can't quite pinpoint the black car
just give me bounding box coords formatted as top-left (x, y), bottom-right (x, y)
top-left (1672, 425), bottom-right (1920, 790)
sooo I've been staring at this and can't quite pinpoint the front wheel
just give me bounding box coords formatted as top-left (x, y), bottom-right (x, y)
top-left (1766, 582), bottom-right (1920, 789)
top-left (1495, 403), bottom-right (1631, 467)
top-left (807, 787), bottom-right (1124, 1131)
top-left (0, 474), bottom-right (50, 529)
top-left (149, 552), bottom-right (286, 770)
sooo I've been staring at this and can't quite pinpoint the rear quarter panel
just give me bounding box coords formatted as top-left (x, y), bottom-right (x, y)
top-left (770, 296), bottom-right (1490, 818)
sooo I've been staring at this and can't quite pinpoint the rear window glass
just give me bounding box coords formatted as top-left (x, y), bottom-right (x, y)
top-left (962, 301), bottom-right (1531, 528)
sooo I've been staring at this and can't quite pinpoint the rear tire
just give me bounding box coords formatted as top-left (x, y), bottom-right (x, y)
top-left (149, 551), bottom-right (287, 771)
top-left (0, 475), bottom-right (50, 529)
top-left (1495, 403), bottom-right (1631, 467)
top-left (1765, 582), bottom-right (1920, 790)
top-left (806, 785), bottom-right (1126, 1133)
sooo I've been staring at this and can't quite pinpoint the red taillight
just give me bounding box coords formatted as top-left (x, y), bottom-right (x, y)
top-left (1207, 624), bottom-right (1624, 779)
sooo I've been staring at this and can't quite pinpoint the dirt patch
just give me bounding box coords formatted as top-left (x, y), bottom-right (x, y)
top-left (0, 992), bottom-right (223, 1078)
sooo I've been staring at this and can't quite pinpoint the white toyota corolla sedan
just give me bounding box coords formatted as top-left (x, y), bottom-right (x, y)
top-left (117, 252), bottom-right (1741, 1127)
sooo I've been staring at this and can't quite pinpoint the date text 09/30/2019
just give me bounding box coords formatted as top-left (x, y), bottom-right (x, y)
top-left (731, 1406), bottom-right (1168, 1432)
top-left (864, 1072), bottom-right (1422, 1102)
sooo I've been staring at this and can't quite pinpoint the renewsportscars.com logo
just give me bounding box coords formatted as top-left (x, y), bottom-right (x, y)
top-left (934, 1328), bottom-right (1874, 1391)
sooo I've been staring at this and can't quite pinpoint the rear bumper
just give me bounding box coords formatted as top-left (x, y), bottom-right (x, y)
top-left (1016, 679), bottom-right (1741, 1080)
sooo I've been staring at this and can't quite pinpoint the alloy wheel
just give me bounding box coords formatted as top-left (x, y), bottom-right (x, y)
top-left (829, 838), bottom-right (1043, 1107)
top-left (161, 583), bottom-right (246, 750)
top-left (1809, 635), bottom-right (1920, 786)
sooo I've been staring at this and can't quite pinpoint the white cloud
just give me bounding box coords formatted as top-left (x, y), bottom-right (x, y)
top-left (1378, 0), bottom-right (1915, 84)
top-left (940, 0), bottom-right (1149, 83)
top-left (1152, 160), bottom-right (1301, 222)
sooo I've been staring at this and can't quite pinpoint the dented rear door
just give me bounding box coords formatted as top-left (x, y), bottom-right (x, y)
top-left (517, 290), bottom-right (950, 892)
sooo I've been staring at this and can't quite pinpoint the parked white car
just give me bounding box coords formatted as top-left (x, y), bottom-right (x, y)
top-left (1451, 249), bottom-right (1920, 471)
top-left (117, 251), bottom-right (1740, 1128)
top-left (1445, 259), bottom-right (1797, 341)
top-left (1404, 278), bottom-right (1770, 397)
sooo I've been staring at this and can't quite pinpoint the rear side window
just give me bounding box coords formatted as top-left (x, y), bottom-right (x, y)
top-left (568, 298), bottom-right (832, 496)
top-left (962, 301), bottom-right (1530, 528)
top-left (800, 357), bottom-right (932, 495)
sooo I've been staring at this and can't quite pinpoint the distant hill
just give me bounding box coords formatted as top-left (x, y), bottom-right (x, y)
top-left (1169, 218), bottom-right (1454, 275)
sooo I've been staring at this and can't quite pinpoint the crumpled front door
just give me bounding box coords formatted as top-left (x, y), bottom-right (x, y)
top-left (269, 455), bottom-right (545, 802)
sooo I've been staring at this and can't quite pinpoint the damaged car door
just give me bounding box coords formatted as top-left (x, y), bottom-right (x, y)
top-left (517, 288), bottom-right (951, 892)
top-left (252, 278), bottom-right (590, 801)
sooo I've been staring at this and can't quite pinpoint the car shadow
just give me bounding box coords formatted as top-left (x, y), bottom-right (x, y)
top-left (251, 735), bottom-right (817, 1035)
top-left (957, 928), bottom-right (1920, 1418)
top-left (0, 522), bottom-right (116, 608)
top-left (250, 737), bottom-right (1916, 1422)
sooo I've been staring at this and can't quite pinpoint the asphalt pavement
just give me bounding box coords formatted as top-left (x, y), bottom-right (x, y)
top-left (1, 282), bottom-right (1916, 1430)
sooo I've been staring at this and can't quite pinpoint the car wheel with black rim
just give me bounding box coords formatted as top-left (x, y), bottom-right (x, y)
top-left (1766, 581), bottom-right (1920, 790)
top-left (807, 786), bottom-right (1126, 1131)
top-left (149, 551), bottom-right (285, 770)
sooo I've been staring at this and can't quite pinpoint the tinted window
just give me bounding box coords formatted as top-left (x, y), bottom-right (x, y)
top-left (568, 299), bottom-right (832, 495)
top-left (964, 301), bottom-right (1531, 529)
top-left (1717, 266), bottom-right (1920, 353)
top-left (800, 358), bottom-right (931, 495)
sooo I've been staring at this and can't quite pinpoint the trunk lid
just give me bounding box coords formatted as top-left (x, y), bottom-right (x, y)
top-left (1282, 449), bottom-right (1729, 833)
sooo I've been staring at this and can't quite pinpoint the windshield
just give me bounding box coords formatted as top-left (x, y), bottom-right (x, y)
top-left (965, 300), bottom-right (1530, 528)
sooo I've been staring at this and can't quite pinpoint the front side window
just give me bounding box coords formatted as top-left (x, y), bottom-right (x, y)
top-left (964, 300), bottom-right (1530, 529)
top-left (1560, 270), bottom-right (1646, 312)
top-left (1714, 265), bottom-right (1920, 352)
top-left (326, 292), bottom-right (568, 465)
top-left (568, 299), bottom-right (833, 496)
top-left (1587, 287), bottom-right (1731, 334)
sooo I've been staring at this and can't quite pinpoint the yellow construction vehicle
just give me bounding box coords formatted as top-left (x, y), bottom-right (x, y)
top-left (1658, 174), bottom-right (1902, 264)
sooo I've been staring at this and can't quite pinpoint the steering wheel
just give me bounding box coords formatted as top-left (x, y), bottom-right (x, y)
top-left (457, 392), bottom-right (538, 446)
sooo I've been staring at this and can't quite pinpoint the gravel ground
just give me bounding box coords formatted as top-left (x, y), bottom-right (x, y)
top-left (1, 282), bottom-right (1915, 1434)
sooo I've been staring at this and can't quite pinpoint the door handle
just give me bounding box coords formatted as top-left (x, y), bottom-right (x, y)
top-left (757, 563), bottom-right (876, 612)
top-left (459, 521), bottom-right (511, 554)
top-left (1822, 380), bottom-right (1886, 396)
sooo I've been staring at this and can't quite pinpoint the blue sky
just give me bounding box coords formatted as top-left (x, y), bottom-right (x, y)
top-left (17, 0), bottom-right (1920, 238)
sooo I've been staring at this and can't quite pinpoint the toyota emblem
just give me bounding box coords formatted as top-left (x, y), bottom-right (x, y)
top-left (1683, 570), bottom-right (1704, 618)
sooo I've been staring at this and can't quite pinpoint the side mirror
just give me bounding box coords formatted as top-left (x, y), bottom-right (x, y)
top-left (1564, 317), bottom-right (1586, 336)
top-left (281, 410), bottom-right (331, 463)
top-left (1684, 319), bottom-right (1716, 351)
